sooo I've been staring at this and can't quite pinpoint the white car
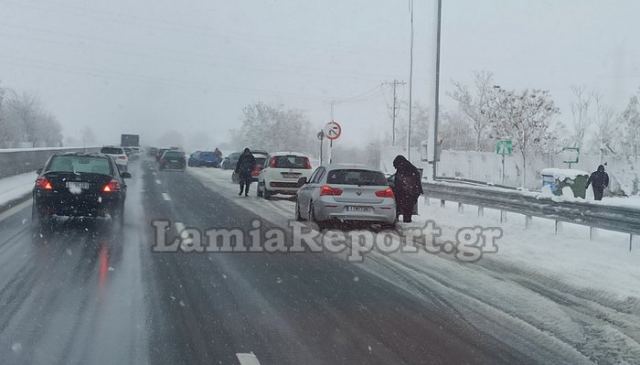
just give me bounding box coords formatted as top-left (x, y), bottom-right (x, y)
top-left (100, 146), bottom-right (129, 172)
top-left (295, 164), bottom-right (396, 229)
top-left (257, 152), bottom-right (313, 199)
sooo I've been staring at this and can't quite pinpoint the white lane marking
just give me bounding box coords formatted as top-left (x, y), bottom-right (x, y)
top-left (152, 171), bottom-right (157, 176)
top-left (0, 199), bottom-right (32, 222)
top-left (162, 193), bottom-right (171, 201)
top-left (155, 179), bottom-right (162, 185)
top-left (236, 353), bottom-right (261, 365)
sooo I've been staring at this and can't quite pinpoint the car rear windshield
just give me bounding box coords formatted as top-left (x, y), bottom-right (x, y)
top-left (272, 155), bottom-right (309, 168)
top-left (255, 157), bottom-right (266, 166)
top-left (163, 151), bottom-right (184, 159)
top-left (48, 155), bottom-right (112, 175)
top-left (101, 147), bottom-right (123, 154)
top-left (326, 169), bottom-right (388, 186)
top-left (200, 152), bottom-right (215, 158)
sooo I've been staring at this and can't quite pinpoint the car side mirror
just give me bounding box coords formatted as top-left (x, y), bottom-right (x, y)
top-left (36, 168), bottom-right (42, 174)
top-left (121, 172), bottom-right (132, 179)
top-left (297, 177), bottom-right (308, 188)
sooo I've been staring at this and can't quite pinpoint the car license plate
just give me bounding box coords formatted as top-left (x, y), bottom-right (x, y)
top-left (345, 206), bottom-right (372, 213)
top-left (66, 182), bottom-right (90, 191)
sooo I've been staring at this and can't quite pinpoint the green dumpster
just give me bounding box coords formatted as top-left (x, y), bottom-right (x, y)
top-left (541, 168), bottom-right (589, 199)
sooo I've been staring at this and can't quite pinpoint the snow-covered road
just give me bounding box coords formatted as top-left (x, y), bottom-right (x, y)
top-left (189, 167), bottom-right (640, 364)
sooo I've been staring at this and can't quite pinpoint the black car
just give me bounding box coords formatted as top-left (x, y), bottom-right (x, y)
top-left (159, 150), bottom-right (186, 171)
top-left (32, 153), bottom-right (131, 230)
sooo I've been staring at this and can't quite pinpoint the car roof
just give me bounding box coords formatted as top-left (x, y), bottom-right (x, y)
top-left (269, 151), bottom-right (308, 157)
top-left (322, 163), bottom-right (381, 171)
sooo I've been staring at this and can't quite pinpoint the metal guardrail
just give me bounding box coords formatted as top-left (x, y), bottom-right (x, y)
top-left (424, 181), bottom-right (639, 250)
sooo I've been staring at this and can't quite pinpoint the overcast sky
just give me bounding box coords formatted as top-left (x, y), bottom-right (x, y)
top-left (1, 0), bottom-right (639, 149)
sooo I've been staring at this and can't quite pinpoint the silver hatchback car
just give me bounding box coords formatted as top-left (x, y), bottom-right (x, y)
top-left (295, 164), bottom-right (397, 229)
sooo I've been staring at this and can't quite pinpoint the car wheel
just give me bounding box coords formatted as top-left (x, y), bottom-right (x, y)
top-left (263, 184), bottom-right (271, 200)
top-left (309, 202), bottom-right (326, 230)
top-left (256, 182), bottom-right (263, 197)
top-left (31, 203), bottom-right (53, 236)
top-left (295, 200), bottom-right (304, 221)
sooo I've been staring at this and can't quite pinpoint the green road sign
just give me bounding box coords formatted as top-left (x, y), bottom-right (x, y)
top-left (496, 140), bottom-right (513, 156)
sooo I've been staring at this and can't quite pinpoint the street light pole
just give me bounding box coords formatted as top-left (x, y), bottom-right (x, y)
top-left (432, 0), bottom-right (442, 180)
top-left (407, 0), bottom-right (414, 160)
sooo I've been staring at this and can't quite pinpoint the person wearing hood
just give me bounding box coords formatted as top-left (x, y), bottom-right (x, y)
top-left (235, 148), bottom-right (256, 196)
top-left (393, 155), bottom-right (424, 223)
top-left (585, 164), bottom-right (609, 201)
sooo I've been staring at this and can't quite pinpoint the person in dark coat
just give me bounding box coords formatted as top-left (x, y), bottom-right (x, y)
top-left (393, 155), bottom-right (423, 223)
top-left (585, 164), bottom-right (609, 201)
top-left (235, 148), bottom-right (256, 196)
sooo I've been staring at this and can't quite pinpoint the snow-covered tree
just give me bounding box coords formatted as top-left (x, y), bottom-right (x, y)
top-left (449, 71), bottom-right (494, 150)
top-left (484, 87), bottom-right (559, 186)
top-left (619, 95), bottom-right (640, 159)
top-left (591, 94), bottom-right (618, 160)
top-left (569, 85), bottom-right (593, 149)
top-left (439, 110), bottom-right (475, 151)
top-left (1, 90), bottom-right (63, 147)
top-left (231, 103), bottom-right (316, 154)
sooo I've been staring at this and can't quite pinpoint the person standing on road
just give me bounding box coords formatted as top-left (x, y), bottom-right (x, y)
top-left (235, 148), bottom-right (256, 196)
top-left (393, 155), bottom-right (423, 223)
top-left (213, 147), bottom-right (223, 167)
top-left (586, 164), bottom-right (609, 201)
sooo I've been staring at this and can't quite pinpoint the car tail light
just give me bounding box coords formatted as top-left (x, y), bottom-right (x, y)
top-left (118, 155), bottom-right (127, 160)
top-left (375, 187), bottom-right (395, 198)
top-left (320, 185), bottom-right (343, 196)
top-left (303, 158), bottom-right (311, 169)
top-left (102, 180), bottom-right (120, 192)
top-left (251, 166), bottom-right (262, 177)
top-left (269, 157), bottom-right (277, 168)
top-left (35, 177), bottom-right (53, 190)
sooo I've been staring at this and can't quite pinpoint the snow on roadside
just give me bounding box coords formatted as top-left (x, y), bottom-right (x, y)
top-left (0, 171), bottom-right (36, 206)
top-left (415, 197), bottom-right (640, 301)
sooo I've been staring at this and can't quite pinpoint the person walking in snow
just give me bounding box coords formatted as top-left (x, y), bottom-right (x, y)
top-left (393, 155), bottom-right (423, 223)
top-left (235, 148), bottom-right (256, 196)
top-left (585, 164), bottom-right (609, 201)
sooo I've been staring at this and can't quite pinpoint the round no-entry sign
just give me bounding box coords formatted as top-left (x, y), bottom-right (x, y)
top-left (324, 121), bottom-right (342, 140)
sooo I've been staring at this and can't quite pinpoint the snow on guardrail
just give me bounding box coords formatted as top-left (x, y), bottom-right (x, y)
top-left (0, 146), bottom-right (101, 179)
top-left (424, 179), bottom-right (640, 247)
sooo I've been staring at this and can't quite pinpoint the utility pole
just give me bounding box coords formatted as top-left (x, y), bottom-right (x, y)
top-left (384, 80), bottom-right (406, 146)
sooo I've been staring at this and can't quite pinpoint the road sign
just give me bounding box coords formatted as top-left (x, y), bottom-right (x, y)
top-left (561, 147), bottom-right (580, 164)
top-left (324, 121), bottom-right (342, 141)
top-left (496, 140), bottom-right (512, 156)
